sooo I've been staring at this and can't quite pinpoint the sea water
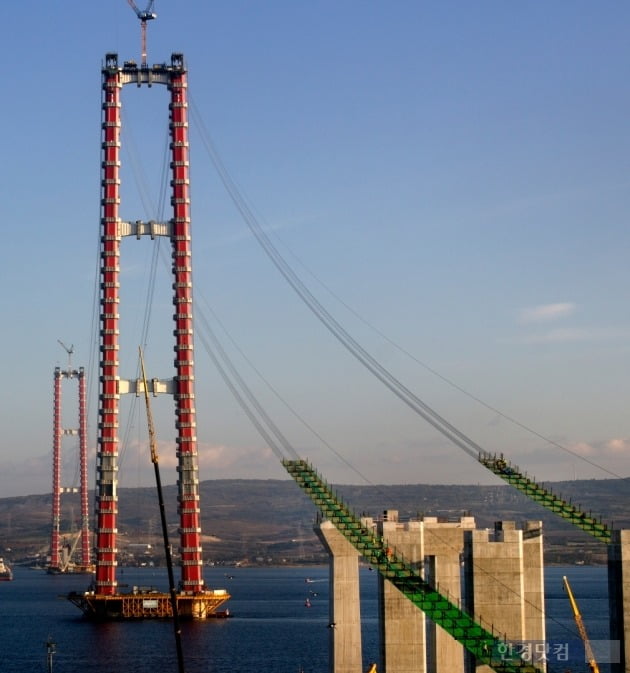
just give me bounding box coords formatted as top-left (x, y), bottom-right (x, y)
top-left (0, 565), bottom-right (610, 673)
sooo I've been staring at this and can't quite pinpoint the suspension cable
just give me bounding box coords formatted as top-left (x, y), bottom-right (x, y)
top-left (189, 95), bottom-right (627, 483)
top-left (195, 292), bottom-right (383, 490)
top-left (190, 100), bottom-right (483, 461)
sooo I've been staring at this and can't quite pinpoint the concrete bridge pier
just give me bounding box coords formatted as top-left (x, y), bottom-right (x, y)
top-left (423, 516), bottom-right (476, 673)
top-left (464, 521), bottom-right (546, 673)
top-left (378, 512), bottom-right (427, 673)
top-left (315, 514), bottom-right (546, 673)
top-left (522, 521), bottom-right (545, 647)
top-left (609, 529), bottom-right (630, 673)
top-left (377, 511), bottom-right (476, 673)
top-left (315, 519), bottom-right (363, 673)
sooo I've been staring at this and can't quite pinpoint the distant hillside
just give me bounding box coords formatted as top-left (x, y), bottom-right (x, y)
top-left (0, 478), bottom-right (626, 566)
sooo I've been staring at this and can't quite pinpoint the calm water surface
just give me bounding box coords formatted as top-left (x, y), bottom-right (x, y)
top-left (0, 565), bottom-right (610, 673)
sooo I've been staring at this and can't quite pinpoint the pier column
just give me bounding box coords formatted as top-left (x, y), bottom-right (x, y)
top-left (378, 511), bottom-right (426, 673)
top-left (609, 529), bottom-right (630, 673)
top-left (424, 516), bottom-right (476, 673)
top-left (464, 522), bottom-right (525, 673)
top-left (315, 519), bottom-right (363, 673)
top-left (522, 521), bottom-right (545, 650)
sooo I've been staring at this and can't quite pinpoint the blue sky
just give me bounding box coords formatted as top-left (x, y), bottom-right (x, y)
top-left (1, 2), bottom-right (630, 498)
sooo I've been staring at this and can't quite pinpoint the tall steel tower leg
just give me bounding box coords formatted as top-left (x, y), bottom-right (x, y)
top-left (78, 368), bottom-right (91, 568)
top-left (169, 60), bottom-right (204, 592)
top-left (95, 57), bottom-right (122, 595)
top-left (50, 369), bottom-right (63, 570)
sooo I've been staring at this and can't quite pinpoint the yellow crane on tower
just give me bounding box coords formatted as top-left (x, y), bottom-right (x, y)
top-left (562, 575), bottom-right (600, 673)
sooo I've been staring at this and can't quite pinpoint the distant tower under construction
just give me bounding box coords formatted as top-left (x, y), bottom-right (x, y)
top-left (50, 355), bottom-right (90, 574)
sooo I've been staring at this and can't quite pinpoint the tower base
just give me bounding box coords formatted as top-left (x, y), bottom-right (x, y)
top-left (67, 587), bottom-right (230, 620)
top-left (47, 563), bottom-right (95, 575)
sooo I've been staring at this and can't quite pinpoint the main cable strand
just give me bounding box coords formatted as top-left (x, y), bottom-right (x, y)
top-left (189, 95), bottom-right (627, 483)
top-left (195, 292), bottom-right (385, 492)
top-left (190, 100), bottom-right (483, 461)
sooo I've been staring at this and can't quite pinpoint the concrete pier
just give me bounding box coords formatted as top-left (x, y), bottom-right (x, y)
top-left (376, 511), bottom-right (476, 673)
top-left (522, 521), bottom-right (545, 645)
top-left (464, 521), bottom-right (546, 673)
top-left (377, 512), bottom-right (427, 673)
top-left (464, 522), bottom-right (524, 673)
top-left (317, 514), bottom-right (546, 673)
top-left (424, 516), bottom-right (476, 673)
top-left (316, 519), bottom-right (363, 673)
top-left (609, 529), bottom-right (630, 673)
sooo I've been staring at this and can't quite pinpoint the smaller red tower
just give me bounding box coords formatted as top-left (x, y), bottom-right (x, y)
top-left (49, 345), bottom-right (91, 574)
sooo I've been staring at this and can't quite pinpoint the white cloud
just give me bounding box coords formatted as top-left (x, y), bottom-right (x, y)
top-left (512, 326), bottom-right (630, 345)
top-left (518, 302), bottom-right (576, 324)
top-left (519, 327), bottom-right (590, 344)
top-left (196, 441), bottom-right (276, 474)
top-left (117, 439), bottom-right (279, 479)
top-left (0, 440), bottom-right (284, 496)
top-left (571, 438), bottom-right (630, 458)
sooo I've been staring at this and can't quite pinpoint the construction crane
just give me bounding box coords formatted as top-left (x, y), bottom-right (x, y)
top-left (127, 0), bottom-right (157, 67)
top-left (138, 347), bottom-right (185, 673)
top-left (57, 340), bottom-right (74, 370)
top-left (562, 575), bottom-right (600, 673)
top-left (59, 532), bottom-right (82, 573)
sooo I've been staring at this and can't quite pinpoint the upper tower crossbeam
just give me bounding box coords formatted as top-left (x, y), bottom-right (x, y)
top-left (103, 53), bottom-right (183, 86)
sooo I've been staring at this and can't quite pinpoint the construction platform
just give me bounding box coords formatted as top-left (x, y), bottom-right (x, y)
top-left (47, 564), bottom-right (95, 575)
top-left (66, 587), bottom-right (230, 620)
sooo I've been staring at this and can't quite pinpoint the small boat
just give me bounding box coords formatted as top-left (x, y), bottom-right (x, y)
top-left (0, 558), bottom-right (13, 581)
top-left (304, 598), bottom-right (312, 608)
top-left (305, 577), bottom-right (315, 583)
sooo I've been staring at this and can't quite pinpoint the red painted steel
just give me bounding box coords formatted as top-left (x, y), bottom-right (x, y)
top-left (169, 66), bottom-right (204, 592)
top-left (95, 62), bottom-right (122, 594)
top-left (50, 367), bottom-right (91, 572)
top-left (78, 368), bottom-right (91, 568)
top-left (50, 369), bottom-right (62, 569)
top-left (93, 54), bottom-right (206, 598)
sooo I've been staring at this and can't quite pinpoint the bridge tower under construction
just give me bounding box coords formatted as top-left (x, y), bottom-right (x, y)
top-left (50, 364), bottom-right (90, 573)
top-left (70, 52), bottom-right (229, 619)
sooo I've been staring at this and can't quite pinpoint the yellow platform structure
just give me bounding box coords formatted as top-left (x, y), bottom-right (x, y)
top-left (67, 587), bottom-right (230, 620)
